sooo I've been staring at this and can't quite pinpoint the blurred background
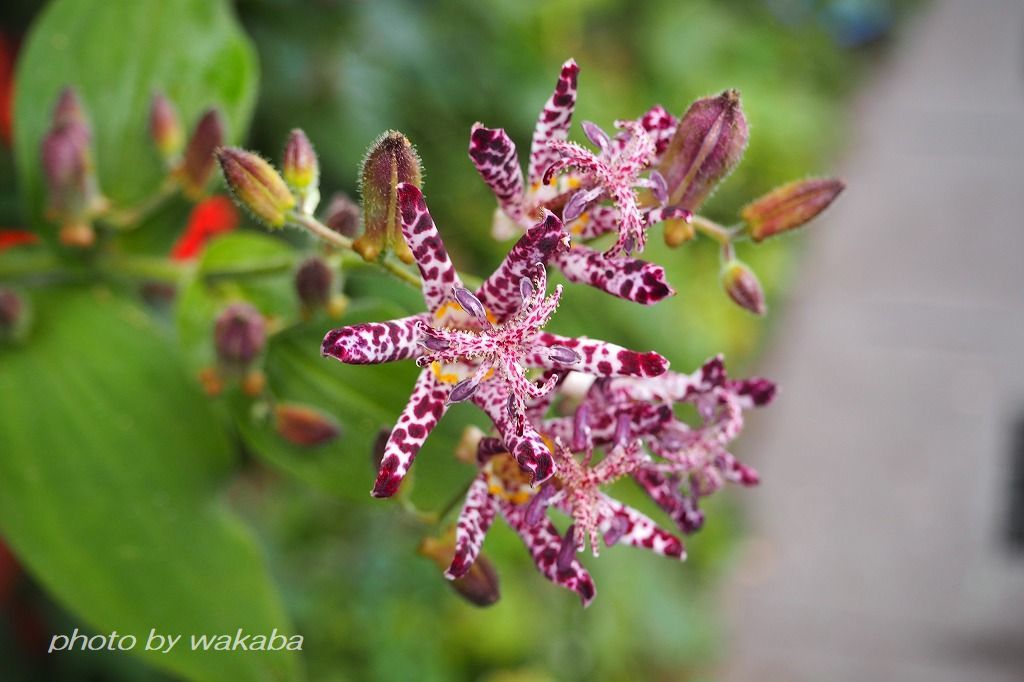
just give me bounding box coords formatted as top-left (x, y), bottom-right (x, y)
top-left (2, 0), bottom-right (1021, 680)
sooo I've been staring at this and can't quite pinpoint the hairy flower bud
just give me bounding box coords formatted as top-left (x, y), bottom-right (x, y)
top-left (274, 403), bottom-right (341, 447)
top-left (41, 88), bottom-right (104, 240)
top-left (659, 89), bottom-right (748, 211)
top-left (742, 177), bottom-right (845, 242)
top-left (322, 192), bottom-right (360, 238)
top-left (354, 131), bottom-right (421, 264)
top-left (721, 259), bottom-right (766, 316)
top-left (179, 108), bottom-right (225, 197)
top-left (149, 92), bottom-right (183, 162)
top-left (214, 302), bottom-right (266, 366)
top-left (216, 147), bottom-right (296, 228)
top-left (282, 129), bottom-right (320, 214)
top-left (419, 534), bottom-right (500, 607)
top-left (663, 216), bottom-right (695, 247)
top-left (295, 256), bottom-right (333, 309)
top-left (0, 288), bottom-right (30, 343)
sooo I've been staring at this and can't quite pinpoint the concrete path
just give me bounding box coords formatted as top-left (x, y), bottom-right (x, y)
top-left (720, 1), bottom-right (1024, 680)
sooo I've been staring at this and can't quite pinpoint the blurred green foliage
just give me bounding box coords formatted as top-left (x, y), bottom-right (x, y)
top-left (0, 0), bottom-right (880, 680)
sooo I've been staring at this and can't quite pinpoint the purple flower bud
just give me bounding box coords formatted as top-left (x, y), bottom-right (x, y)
top-left (214, 302), bottom-right (266, 366)
top-left (419, 536), bottom-right (501, 607)
top-left (282, 128), bottom-right (320, 214)
top-left (322, 192), bottom-right (360, 238)
top-left (149, 92), bottom-right (183, 160)
top-left (180, 109), bottom-right (225, 197)
top-left (52, 87), bottom-right (87, 131)
top-left (0, 288), bottom-right (30, 343)
top-left (452, 286), bottom-right (488, 321)
top-left (447, 377), bottom-right (480, 404)
top-left (354, 130), bottom-right (421, 264)
top-left (519, 276), bottom-right (535, 301)
top-left (582, 120), bottom-right (611, 154)
top-left (216, 147), bottom-right (296, 228)
top-left (525, 483), bottom-right (557, 526)
top-left (571, 403), bottom-right (591, 453)
top-left (741, 177), bottom-right (845, 242)
top-left (721, 259), bottom-right (767, 316)
top-left (294, 256), bottom-right (333, 308)
top-left (274, 403), bottom-right (342, 447)
top-left (648, 169), bottom-right (668, 206)
top-left (547, 345), bottom-right (580, 366)
top-left (556, 524), bottom-right (578, 576)
top-left (659, 90), bottom-right (748, 211)
top-left (41, 88), bottom-right (102, 227)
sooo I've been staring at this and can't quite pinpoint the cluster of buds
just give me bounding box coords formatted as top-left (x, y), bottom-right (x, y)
top-left (469, 61), bottom-right (845, 315)
top-left (216, 58), bottom-right (843, 606)
top-left (149, 92), bottom-right (227, 199)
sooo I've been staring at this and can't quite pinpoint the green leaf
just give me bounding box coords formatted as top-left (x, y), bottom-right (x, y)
top-left (13, 0), bottom-right (258, 240)
top-left (0, 288), bottom-right (300, 682)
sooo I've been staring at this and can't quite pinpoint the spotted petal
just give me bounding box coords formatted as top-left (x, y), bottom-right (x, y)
top-left (554, 245), bottom-right (674, 305)
top-left (397, 183), bottom-right (464, 314)
top-left (475, 211), bottom-right (567, 322)
top-left (372, 368), bottom-right (449, 497)
top-left (473, 381), bottom-right (554, 484)
top-left (469, 123), bottom-right (525, 223)
top-left (528, 59), bottom-right (579, 187)
top-left (632, 468), bottom-right (704, 534)
top-left (321, 314), bottom-right (426, 365)
top-left (446, 475), bottom-right (499, 579)
top-left (501, 500), bottom-right (596, 606)
top-left (598, 494), bottom-right (686, 559)
top-left (529, 332), bottom-right (669, 378)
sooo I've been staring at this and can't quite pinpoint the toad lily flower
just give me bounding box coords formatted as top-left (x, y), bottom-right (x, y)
top-left (573, 355), bottom-right (775, 535)
top-left (321, 183), bottom-right (669, 497)
top-left (468, 60), bottom-right (682, 306)
top-left (444, 429), bottom-right (685, 607)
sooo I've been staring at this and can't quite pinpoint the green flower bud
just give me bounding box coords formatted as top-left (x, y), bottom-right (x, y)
top-left (354, 131), bottom-right (421, 264)
top-left (282, 129), bottom-right (320, 215)
top-left (149, 92), bottom-right (184, 163)
top-left (216, 147), bottom-right (296, 228)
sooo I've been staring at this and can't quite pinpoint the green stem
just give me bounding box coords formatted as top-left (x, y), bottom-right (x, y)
top-left (0, 251), bottom-right (61, 280)
top-left (100, 178), bottom-right (179, 230)
top-left (100, 253), bottom-right (188, 284)
top-left (691, 215), bottom-right (735, 246)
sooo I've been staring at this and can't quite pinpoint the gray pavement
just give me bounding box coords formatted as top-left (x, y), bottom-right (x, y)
top-left (720, 1), bottom-right (1024, 680)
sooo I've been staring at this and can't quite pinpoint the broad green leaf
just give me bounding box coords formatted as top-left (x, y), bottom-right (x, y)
top-left (13, 0), bottom-right (258, 241)
top-left (0, 288), bottom-right (300, 682)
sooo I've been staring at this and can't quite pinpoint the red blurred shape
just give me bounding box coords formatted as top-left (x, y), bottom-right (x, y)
top-left (170, 195), bottom-right (239, 260)
top-left (0, 32), bottom-right (15, 146)
top-left (0, 230), bottom-right (39, 251)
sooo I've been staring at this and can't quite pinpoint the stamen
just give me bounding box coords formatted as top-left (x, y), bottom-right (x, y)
top-left (648, 170), bottom-right (668, 205)
top-left (603, 515), bottom-right (629, 547)
top-left (547, 345), bottom-right (581, 366)
top-left (524, 482), bottom-right (557, 526)
top-left (519, 276), bottom-right (534, 300)
top-left (556, 523), bottom-right (578, 575)
top-left (581, 120), bottom-right (610, 155)
top-left (447, 377), bottom-right (480, 404)
top-left (420, 336), bottom-right (451, 351)
top-left (571, 403), bottom-right (591, 453)
top-left (613, 412), bottom-right (631, 447)
top-left (452, 286), bottom-right (488, 321)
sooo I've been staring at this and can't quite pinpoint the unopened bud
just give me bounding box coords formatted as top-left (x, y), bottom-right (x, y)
top-left (274, 403), bottom-right (341, 447)
top-left (0, 288), bottom-right (30, 343)
top-left (41, 88), bottom-right (104, 235)
top-left (294, 257), bottom-right (333, 309)
top-left (149, 92), bottom-right (183, 162)
top-left (282, 129), bottom-right (320, 214)
top-left (742, 177), bottom-right (845, 242)
top-left (214, 302), bottom-right (266, 366)
top-left (721, 259), bottom-right (766, 316)
top-left (354, 131), bottom-right (421, 264)
top-left (322, 192), bottom-right (360, 238)
top-left (663, 216), bottom-right (695, 247)
top-left (179, 109), bottom-right (225, 197)
top-left (419, 533), bottom-right (500, 607)
top-left (216, 147), bottom-right (296, 228)
top-left (659, 90), bottom-right (748, 211)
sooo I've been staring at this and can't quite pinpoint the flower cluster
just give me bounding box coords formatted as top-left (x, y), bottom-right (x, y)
top-left (215, 57), bottom-right (843, 606)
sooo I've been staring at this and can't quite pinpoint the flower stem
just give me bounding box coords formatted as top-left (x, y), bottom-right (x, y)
top-left (100, 178), bottom-right (180, 230)
top-left (691, 215), bottom-right (735, 246)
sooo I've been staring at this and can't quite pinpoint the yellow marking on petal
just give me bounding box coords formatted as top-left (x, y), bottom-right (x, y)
top-left (430, 361), bottom-right (460, 385)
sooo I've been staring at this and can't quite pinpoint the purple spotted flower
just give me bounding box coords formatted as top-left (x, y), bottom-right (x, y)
top-left (468, 60), bottom-right (685, 306)
top-left (321, 183), bottom-right (669, 497)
